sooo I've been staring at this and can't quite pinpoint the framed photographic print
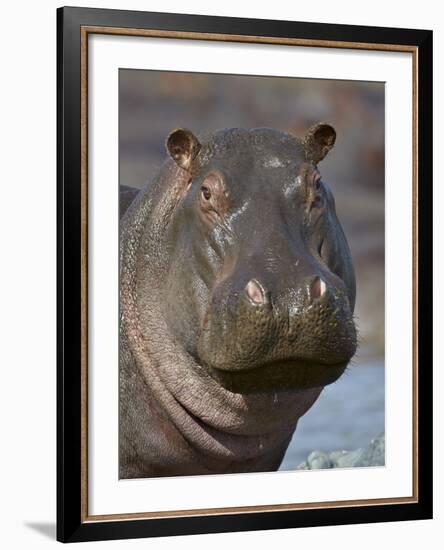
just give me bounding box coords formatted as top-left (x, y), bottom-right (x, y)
top-left (57, 6), bottom-right (433, 543)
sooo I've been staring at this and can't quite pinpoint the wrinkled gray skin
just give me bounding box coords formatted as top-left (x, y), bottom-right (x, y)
top-left (119, 124), bottom-right (357, 479)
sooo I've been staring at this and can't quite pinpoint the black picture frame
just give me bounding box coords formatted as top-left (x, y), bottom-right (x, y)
top-left (57, 6), bottom-right (433, 543)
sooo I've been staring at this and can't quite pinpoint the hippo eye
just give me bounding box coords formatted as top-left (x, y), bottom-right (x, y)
top-left (198, 172), bottom-right (229, 223)
top-left (201, 186), bottom-right (211, 201)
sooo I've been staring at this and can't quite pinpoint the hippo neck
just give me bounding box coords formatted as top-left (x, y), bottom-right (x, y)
top-left (120, 161), bottom-right (322, 466)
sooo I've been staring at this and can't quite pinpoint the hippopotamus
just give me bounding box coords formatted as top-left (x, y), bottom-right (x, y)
top-left (119, 123), bottom-right (357, 479)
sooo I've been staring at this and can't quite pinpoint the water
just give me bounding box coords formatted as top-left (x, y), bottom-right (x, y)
top-left (279, 358), bottom-right (385, 470)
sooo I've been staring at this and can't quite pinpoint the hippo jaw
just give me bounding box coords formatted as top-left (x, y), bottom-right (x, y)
top-left (208, 359), bottom-right (348, 394)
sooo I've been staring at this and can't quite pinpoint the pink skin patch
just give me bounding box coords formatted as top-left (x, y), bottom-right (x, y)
top-left (311, 276), bottom-right (327, 300)
top-left (245, 279), bottom-right (265, 304)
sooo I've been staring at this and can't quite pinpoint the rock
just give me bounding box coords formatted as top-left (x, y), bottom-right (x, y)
top-left (305, 451), bottom-right (332, 469)
top-left (297, 434), bottom-right (385, 470)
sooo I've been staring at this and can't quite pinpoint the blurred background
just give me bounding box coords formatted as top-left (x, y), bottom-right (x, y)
top-left (119, 69), bottom-right (385, 469)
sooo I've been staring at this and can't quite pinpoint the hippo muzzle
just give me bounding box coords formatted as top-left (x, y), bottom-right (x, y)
top-left (197, 241), bottom-right (356, 393)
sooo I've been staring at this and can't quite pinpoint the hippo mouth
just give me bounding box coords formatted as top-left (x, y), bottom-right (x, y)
top-left (207, 359), bottom-right (348, 394)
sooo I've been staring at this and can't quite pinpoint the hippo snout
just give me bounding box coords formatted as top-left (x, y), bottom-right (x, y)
top-left (198, 268), bottom-right (356, 393)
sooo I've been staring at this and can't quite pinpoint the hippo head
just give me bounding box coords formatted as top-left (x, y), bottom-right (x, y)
top-left (163, 125), bottom-right (357, 394)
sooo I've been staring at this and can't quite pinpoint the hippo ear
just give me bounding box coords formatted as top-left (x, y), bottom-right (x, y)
top-left (166, 128), bottom-right (201, 171)
top-left (302, 123), bottom-right (336, 164)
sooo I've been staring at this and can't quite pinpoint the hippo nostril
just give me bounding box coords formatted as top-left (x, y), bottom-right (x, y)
top-left (311, 276), bottom-right (327, 300)
top-left (245, 279), bottom-right (265, 304)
